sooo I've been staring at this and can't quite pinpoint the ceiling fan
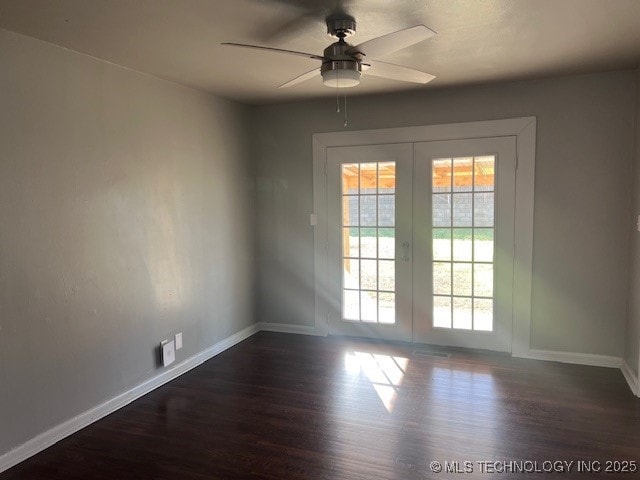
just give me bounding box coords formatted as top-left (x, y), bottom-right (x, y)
top-left (222, 13), bottom-right (436, 89)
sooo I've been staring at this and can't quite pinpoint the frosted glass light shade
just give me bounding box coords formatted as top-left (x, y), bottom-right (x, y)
top-left (322, 69), bottom-right (360, 88)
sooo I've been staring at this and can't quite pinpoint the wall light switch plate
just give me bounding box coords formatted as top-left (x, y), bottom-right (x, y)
top-left (175, 332), bottom-right (183, 350)
top-left (161, 340), bottom-right (175, 367)
top-left (310, 213), bottom-right (317, 226)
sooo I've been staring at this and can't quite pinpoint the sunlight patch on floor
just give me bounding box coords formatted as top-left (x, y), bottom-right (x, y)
top-left (344, 351), bottom-right (409, 412)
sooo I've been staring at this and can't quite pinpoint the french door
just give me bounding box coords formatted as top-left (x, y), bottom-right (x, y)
top-left (327, 144), bottom-right (413, 342)
top-left (327, 137), bottom-right (516, 352)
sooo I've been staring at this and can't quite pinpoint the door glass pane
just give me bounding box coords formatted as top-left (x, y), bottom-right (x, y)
top-left (432, 158), bottom-right (452, 192)
top-left (453, 297), bottom-right (472, 329)
top-left (343, 259), bottom-right (359, 290)
top-left (379, 292), bottom-right (395, 324)
top-left (452, 157), bottom-right (473, 192)
top-left (342, 163), bottom-right (359, 194)
top-left (474, 192), bottom-right (494, 227)
top-left (360, 195), bottom-right (377, 226)
top-left (433, 296), bottom-right (452, 328)
top-left (452, 229), bottom-right (472, 261)
top-left (343, 196), bottom-right (358, 226)
top-left (474, 228), bottom-right (493, 262)
top-left (378, 228), bottom-right (395, 259)
top-left (360, 229), bottom-right (377, 258)
top-left (378, 195), bottom-right (395, 226)
top-left (474, 156), bottom-right (495, 192)
top-left (452, 263), bottom-right (472, 296)
top-left (378, 260), bottom-right (395, 292)
top-left (474, 263), bottom-right (493, 297)
top-left (432, 194), bottom-right (451, 227)
top-left (341, 162), bottom-right (396, 325)
top-left (474, 299), bottom-right (493, 331)
top-left (452, 193), bottom-right (472, 227)
top-left (432, 229), bottom-right (451, 261)
top-left (433, 262), bottom-right (451, 295)
top-left (343, 228), bottom-right (359, 258)
top-left (361, 291), bottom-right (378, 322)
top-left (360, 163), bottom-right (377, 193)
top-left (343, 290), bottom-right (359, 320)
top-left (431, 155), bottom-right (497, 332)
top-left (361, 259), bottom-right (377, 290)
top-left (378, 162), bottom-right (396, 193)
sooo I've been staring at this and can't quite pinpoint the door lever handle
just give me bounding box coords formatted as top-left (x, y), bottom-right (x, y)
top-left (402, 241), bottom-right (411, 262)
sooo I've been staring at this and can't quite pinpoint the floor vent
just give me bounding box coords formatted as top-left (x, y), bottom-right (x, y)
top-left (412, 350), bottom-right (451, 359)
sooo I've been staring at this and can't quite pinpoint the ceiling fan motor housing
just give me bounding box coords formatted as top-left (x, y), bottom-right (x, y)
top-left (321, 41), bottom-right (361, 87)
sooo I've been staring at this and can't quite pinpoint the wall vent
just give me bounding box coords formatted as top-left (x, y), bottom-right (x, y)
top-left (412, 350), bottom-right (451, 359)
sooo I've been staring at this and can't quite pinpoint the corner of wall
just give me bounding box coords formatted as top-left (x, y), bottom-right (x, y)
top-left (622, 67), bottom-right (640, 379)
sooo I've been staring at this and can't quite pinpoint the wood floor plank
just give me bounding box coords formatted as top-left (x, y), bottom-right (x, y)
top-left (3, 332), bottom-right (640, 479)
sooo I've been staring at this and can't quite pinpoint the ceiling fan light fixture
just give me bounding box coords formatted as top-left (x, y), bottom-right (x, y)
top-left (322, 69), bottom-right (360, 88)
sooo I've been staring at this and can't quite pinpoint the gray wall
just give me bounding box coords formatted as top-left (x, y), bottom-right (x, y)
top-left (624, 68), bottom-right (640, 376)
top-left (0, 29), bottom-right (254, 455)
top-left (251, 70), bottom-right (636, 357)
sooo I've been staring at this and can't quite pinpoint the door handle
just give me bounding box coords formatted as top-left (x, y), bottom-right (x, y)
top-left (402, 241), bottom-right (411, 262)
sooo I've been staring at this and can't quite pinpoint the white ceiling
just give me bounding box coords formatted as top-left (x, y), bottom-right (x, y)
top-left (1, 0), bottom-right (639, 104)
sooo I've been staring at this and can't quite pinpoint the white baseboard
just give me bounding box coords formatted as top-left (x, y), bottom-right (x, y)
top-left (514, 348), bottom-right (622, 368)
top-left (0, 323), bottom-right (260, 474)
top-left (621, 359), bottom-right (640, 397)
top-left (257, 321), bottom-right (325, 336)
top-left (489, 348), bottom-right (639, 397)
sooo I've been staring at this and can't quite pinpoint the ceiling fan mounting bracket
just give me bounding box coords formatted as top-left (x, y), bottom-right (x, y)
top-left (326, 14), bottom-right (356, 39)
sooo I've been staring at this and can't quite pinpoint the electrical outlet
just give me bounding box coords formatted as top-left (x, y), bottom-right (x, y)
top-left (175, 332), bottom-right (183, 350)
top-left (161, 340), bottom-right (175, 367)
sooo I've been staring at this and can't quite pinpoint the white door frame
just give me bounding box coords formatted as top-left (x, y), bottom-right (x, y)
top-left (312, 117), bottom-right (536, 356)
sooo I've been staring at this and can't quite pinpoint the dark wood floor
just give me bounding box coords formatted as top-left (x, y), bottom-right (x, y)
top-left (3, 332), bottom-right (640, 479)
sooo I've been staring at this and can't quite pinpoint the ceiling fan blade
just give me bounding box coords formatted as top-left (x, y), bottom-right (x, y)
top-left (348, 25), bottom-right (436, 58)
top-left (221, 43), bottom-right (324, 61)
top-left (279, 68), bottom-right (321, 88)
top-left (363, 60), bottom-right (435, 84)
